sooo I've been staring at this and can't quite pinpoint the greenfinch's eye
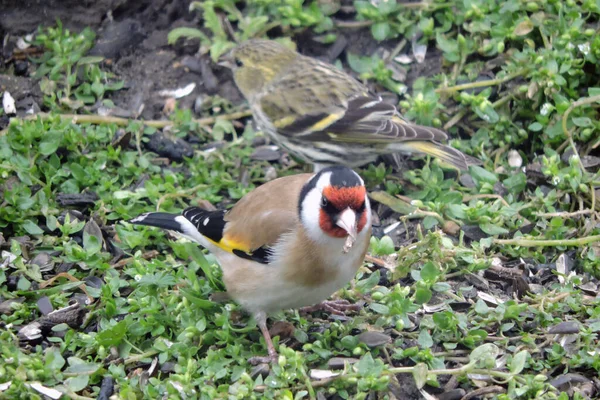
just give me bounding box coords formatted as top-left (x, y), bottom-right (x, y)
top-left (235, 58), bottom-right (243, 67)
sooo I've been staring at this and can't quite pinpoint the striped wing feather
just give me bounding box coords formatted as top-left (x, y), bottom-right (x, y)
top-left (261, 91), bottom-right (448, 144)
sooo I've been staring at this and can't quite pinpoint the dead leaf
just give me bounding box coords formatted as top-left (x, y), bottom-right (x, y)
top-left (513, 20), bottom-right (534, 36)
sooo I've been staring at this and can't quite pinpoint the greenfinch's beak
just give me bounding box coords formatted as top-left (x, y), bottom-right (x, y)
top-left (218, 53), bottom-right (235, 69)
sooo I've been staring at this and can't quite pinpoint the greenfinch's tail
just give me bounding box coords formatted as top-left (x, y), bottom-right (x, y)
top-left (390, 141), bottom-right (481, 171)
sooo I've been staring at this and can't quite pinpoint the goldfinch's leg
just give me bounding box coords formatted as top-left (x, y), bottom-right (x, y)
top-left (300, 299), bottom-right (362, 316)
top-left (248, 311), bottom-right (278, 365)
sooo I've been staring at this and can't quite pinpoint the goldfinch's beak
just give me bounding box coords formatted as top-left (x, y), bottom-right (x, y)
top-left (336, 208), bottom-right (357, 239)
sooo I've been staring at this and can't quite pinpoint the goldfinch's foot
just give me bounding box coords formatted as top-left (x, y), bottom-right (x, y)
top-left (300, 300), bottom-right (362, 316)
top-left (248, 354), bottom-right (278, 366)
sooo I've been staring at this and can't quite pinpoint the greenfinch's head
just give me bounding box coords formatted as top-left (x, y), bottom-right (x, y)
top-left (221, 39), bottom-right (298, 99)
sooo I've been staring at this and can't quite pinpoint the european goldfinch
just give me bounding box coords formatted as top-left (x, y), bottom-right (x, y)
top-left (129, 166), bottom-right (372, 363)
top-left (221, 39), bottom-right (479, 172)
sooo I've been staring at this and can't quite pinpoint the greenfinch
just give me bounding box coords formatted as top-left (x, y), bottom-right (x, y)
top-left (223, 39), bottom-right (478, 171)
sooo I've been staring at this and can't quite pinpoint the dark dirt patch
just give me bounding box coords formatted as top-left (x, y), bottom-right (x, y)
top-left (1, 0), bottom-right (446, 123)
top-left (0, 0), bottom-right (243, 121)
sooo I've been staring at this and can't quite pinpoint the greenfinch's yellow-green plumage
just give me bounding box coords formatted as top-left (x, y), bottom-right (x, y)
top-left (225, 39), bottom-right (479, 171)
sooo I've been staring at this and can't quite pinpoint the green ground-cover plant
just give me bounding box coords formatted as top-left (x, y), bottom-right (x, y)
top-left (1, 0), bottom-right (600, 398)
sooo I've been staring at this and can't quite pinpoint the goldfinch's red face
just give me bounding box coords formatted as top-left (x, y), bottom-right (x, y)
top-left (319, 185), bottom-right (368, 239)
top-left (299, 166), bottom-right (371, 243)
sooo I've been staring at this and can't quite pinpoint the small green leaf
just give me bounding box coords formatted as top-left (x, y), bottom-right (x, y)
top-left (474, 102), bottom-right (499, 123)
top-left (432, 282), bottom-right (451, 292)
top-left (510, 350), bottom-right (529, 374)
top-left (470, 166), bottom-right (498, 185)
top-left (369, 303), bottom-right (390, 315)
top-left (422, 215), bottom-right (439, 229)
top-left (528, 122), bottom-right (543, 132)
top-left (39, 132), bottom-right (62, 155)
top-left (77, 56), bottom-right (104, 65)
top-left (588, 88), bottom-right (600, 97)
top-left (469, 343), bottom-right (499, 367)
top-left (17, 276), bottom-right (31, 291)
top-left (420, 262), bottom-right (440, 283)
top-left (294, 329), bottom-right (308, 343)
top-left (45, 347), bottom-right (66, 371)
top-left (347, 52), bottom-right (377, 74)
top-left (503, 173), bottom-right (527, 194)
top-left (446, 204), bottom-right (466, 219)
top-left (479, 223), bottom-right (509, 236)
top-left (65, 374), bottom-right (89, 392)
top-left (179, 287), bottom-right (216, 309)
top-left (356, 352), bottom-right (376, 375)
top-left (356, 270), bottom-right (380, 294)
top-left (96, 320), bottom-right (128, 347)
top-left (418, 330), bottom-right (433, 348)
top-left (22, 220), bottom-right (44, 235)
top-left (414, 288), bottom-right (432, 304)
top-left (474, 299), bottom-right (489, 315)
top-left (572, 117), bottom-right (592, 127)
top-left (371, 22), bottom-right (391, 41)
top-left (167, 27), bottom-right (209, 45)
top-left (412, 363), bottom-right (428, 389)
top-left (64, 359), bottom-right (100, 376)
top-left (83, 231), bottom-right (102, 256)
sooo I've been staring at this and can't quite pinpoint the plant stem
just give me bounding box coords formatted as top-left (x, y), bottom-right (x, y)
top-left (124, 349), bottom-right (159, 365)
top-left (493, 235), bottom-right (600, 247)
top-left (561, 94), bottom-right (600, 172)
top-left (533, 209), bottom-right (596, 218)
top-left (333, 19), bottom-right (374, 28)
top-left (435, 69), bottom-right (530, 94)
top-left (3, 110), bottom-right (252, 133)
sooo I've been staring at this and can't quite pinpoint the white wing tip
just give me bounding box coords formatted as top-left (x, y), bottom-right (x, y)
top-left (129, 213), bottom-right (150, 223)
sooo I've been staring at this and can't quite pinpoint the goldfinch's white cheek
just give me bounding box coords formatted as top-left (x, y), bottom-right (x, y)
top-left (300, 187), bottom-right (323, 241)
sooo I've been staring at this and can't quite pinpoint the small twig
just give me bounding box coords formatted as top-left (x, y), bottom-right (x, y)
top-left (112, 250), bottom-right (160, 269)
top-left (333, 20), bottom-right (374, 28)
top-left (460, 386), bottom-right (506, 400)
top-left (364, 254), bottom-right (396, 270)
top-left (155, 183), bottom-right (209, 211)
top-left (123, 349), bottom-right (160, 365)
top-left (493, 235), bottom-right (600, 247)
top-left (39, 272), bottom-right (93, 304)
top-left (402, 209), bottom-right (447, 225)
top-left (489, 262), bottom-right (523, 279)
top-left (435, 69), bottom-right (530, 94)
top-left (2, 110), bottom-right (252, 134)
top-left (443, 109), bottom-right (467, 130)
top-left (533, 209), bottom-right (596, 218)
top-left (386, 38), bottom-right (407, 62)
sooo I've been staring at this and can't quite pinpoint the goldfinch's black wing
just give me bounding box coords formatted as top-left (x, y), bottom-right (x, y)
top-left (129, 207), bottom-right (273, 264)
top-left (129, 175), bottom-right (312, 264)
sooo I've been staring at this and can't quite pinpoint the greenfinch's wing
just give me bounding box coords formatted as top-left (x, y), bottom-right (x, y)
top-left (260, 89), bottom-right (447, 143)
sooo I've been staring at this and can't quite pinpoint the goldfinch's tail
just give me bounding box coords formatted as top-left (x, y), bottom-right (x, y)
top-left (129, 209), bottom-right (223, 249)
top-left (389, 141), bottom-right (481, 171)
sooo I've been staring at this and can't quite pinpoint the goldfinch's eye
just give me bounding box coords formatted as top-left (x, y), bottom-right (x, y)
top-left (235, 58), bottom-right (243, 67)
top-left (356, 201), bottom-right (366, 212)
top-left (321, 197), bottom-right (328, 207)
